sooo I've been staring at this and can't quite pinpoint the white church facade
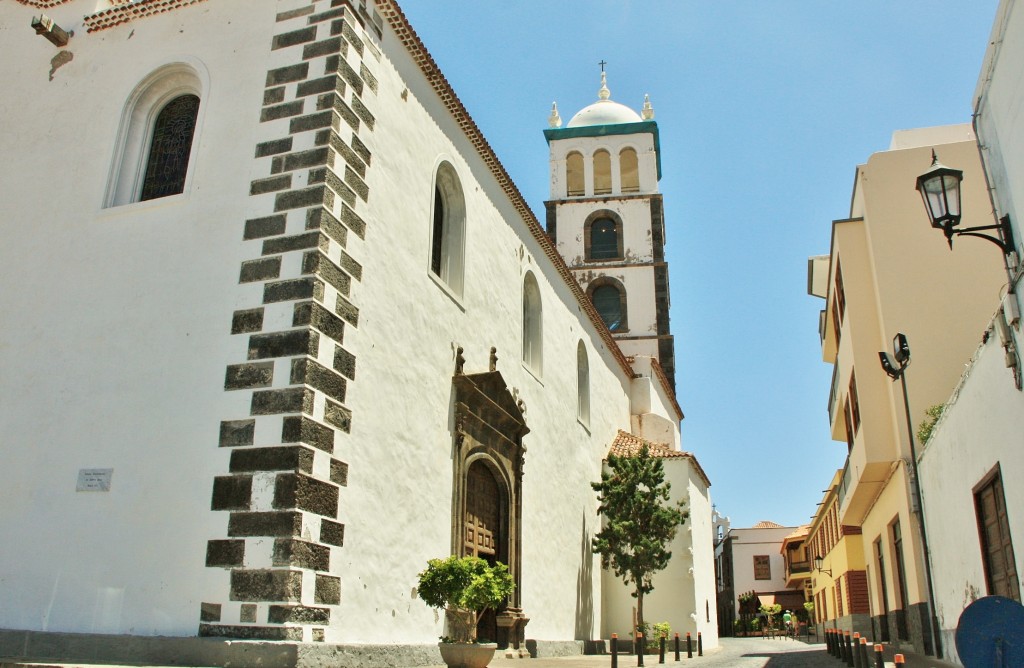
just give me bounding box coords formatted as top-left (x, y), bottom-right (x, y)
top-left (0, 1), bottom-right (715, 665)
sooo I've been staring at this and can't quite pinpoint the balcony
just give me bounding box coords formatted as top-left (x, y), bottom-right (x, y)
top-left (784, 560), bottom-right (811, 589)
top-left (837, 436), bottom-right (900, 526)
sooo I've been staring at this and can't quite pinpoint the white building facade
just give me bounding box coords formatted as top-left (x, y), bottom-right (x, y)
top-left (917, 0), bottom-right (1024, 664)
top-left (599, 433), bottom-right (718, 650)
top-left (0, 1), bottom-right (712, 665)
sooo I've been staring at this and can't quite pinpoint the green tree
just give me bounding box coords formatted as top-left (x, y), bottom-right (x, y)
top-left (591, 444), bottom-right (688, 634)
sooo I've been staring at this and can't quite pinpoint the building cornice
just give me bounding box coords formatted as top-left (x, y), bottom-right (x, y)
top-left (544, 121), bottom-right (662, 180)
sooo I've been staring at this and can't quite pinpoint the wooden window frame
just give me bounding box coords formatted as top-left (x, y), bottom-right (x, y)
top-left (973, 463), bottom-right (1021, 601)
top-left (753, 554), bottom-right (771, 580)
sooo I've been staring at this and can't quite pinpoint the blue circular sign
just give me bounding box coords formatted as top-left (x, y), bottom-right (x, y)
top-left (955, 595), bottom-right (1024, 668)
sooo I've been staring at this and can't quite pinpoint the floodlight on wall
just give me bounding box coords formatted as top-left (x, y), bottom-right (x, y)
top-left (878, 333), bottom-right (910, 380)
top-left (893, 333), bottom-right (910, 365)
top-left (813, 556), bottom-right (832, 577)
top-left (879, 352), bottom-right (900, 380)
top-left (31, 14), bottom-right (71, 48)
top-left (917, 150), bottom-right (1015, 254)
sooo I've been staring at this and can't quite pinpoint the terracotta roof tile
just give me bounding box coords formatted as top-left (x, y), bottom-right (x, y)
top-left (752, 520), bottom-right (785, 529)
top-left (607, 430), bottom-right (711, 488)
top-left (783, 525), bottom-right (811, 541)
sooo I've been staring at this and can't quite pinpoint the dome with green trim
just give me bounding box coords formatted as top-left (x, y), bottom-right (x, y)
top-left (563, 72), bottom-right (650, 128)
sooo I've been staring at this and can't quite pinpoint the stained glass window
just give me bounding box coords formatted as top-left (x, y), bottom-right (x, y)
top-left (140, 94), bottom-right (199, 201)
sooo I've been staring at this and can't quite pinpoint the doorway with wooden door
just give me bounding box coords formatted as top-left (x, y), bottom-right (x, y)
top-left (451, 358), bottom-right (529, 651)
top-left (464, 461), bottom-right (507, 642)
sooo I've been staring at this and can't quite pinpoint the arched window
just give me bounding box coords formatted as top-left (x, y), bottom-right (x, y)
top-left (429, 161), bottom-right (466, 296)
top-left (588, 278), bottom-right (627, 332)
top-left (577, 341), bottom-right (590, 426)
top-left (593, 149), bottom-right (611, 195)
top-left (140, 94), bottom-right (200, 201)
top-left (566, 151), bottom-right (585, 197)
top-left (522, 272), bottom-right (543, 375)
top-left (620, 147), bottom-right (639, 193)
top-left (105, 62), bottom-right (205, 207)
top-left (590, 218), bottom-right (618, 260)
top-left (584, 210), bottom-right (624, 261)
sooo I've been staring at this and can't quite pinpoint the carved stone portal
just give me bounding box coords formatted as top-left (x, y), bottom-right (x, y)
top-left (451, 367), bottom-right (529, 650)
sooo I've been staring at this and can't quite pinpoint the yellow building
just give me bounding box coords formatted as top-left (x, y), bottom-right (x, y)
top-left (807, 125), bottom-right (1006, 658)
top-left (806, 470), bottom-right (869, 638)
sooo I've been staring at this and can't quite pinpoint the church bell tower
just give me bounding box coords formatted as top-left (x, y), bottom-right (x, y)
top-left (544, 72), bottom-right (676, 388)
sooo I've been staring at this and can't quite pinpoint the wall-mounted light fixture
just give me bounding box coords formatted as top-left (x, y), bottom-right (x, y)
top-left (916, 150), bottom-right (1015, 254)
top-left (31, 14), bottom-right (71, 48)
top-left (812, 555), bottom-right (832, 578)
top-left (917, 150), bottom-right (1022, 389)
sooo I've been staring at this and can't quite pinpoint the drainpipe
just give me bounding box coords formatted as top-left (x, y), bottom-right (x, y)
top-left (972, 14), bottom-right (1023, 391)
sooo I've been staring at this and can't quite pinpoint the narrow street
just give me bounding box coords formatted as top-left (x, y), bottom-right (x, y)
top-left (427, 638), bottom-right (829, 668)
top-left (433, 636), bottom-right (946, 668)
top-left (1, 636), bottom-right (954, 668)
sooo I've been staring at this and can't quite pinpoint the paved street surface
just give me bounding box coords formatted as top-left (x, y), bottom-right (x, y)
top-left (2, 637), bottom-right (959, 668)
top-left (424, 636), bottom-right (955, 668)
top-left (479, 637), bottom-right (827, 668)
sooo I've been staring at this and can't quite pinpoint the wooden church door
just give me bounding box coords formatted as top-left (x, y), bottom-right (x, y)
top-left (465, 462), bottom-right (502, 642)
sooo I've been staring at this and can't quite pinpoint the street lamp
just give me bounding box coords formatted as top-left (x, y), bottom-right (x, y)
top-left (916, 150), bottom-right (1015, 254)
top-left (812, 556), bottom-right (832, 577)
top-left (877, 332), bottom-right (942, 658)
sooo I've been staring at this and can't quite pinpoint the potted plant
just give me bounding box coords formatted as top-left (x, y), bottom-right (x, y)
top-left (417, 555), bottom-right (515, 668)
top-left (649, 622), bottom-right (671, 653)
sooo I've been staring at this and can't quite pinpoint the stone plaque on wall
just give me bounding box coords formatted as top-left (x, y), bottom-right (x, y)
top-left (77, 468), bottom-right (113, 492)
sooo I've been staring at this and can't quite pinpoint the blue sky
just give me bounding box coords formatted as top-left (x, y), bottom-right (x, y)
top-left (399, 2), bottom-right (1000, 529)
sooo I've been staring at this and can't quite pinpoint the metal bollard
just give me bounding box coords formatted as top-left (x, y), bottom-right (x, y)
top-left (611, 633), bottom-right (618, 668)
top-left (673, 632), bottom-right (680, 661)
top-left (636, 632), bottom-right (644, 667)
top-left (698, 632), bottom-right (703, 656)
top-left (894, 654), bottom-right (905, 665)
top-left (659, 636), bottom-right (665, 664)
top-left (686, 632), bottom-right (692, 658)
top-left (839, 632), bottom-right (849, 665)
top-left (845, 632), bottom-right (854, 667)
top-left (828, 629), bottom-right (836, 657)
top-left (874, 643), bottom-right (885, 668)
top-left (852, 633), bottom-right (862, 668)
top-left (858, 637), bottom-right (869, 668)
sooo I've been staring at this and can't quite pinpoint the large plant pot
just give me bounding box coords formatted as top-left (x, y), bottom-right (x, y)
top-left (438, 642), bottom-right (497, 668)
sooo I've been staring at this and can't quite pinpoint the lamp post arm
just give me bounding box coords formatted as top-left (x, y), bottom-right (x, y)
top-left (951, 229), bottom-right (1013, 253)
top-left (944, 214), bottom-right (1016, 256)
